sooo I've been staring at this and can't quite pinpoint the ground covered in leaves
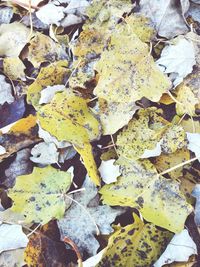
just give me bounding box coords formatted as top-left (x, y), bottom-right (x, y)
top-left (0, 0), bottom-right (200, 266)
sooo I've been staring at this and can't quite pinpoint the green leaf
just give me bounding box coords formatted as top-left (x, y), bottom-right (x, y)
top-left (100, 157), bottom-right (192, 232)
top-left (37, 91), bottom-right (101, 147)
top-left (8, 166), bottom-right (72, 224)
top-left (97, 214), bottom-right (173, 267)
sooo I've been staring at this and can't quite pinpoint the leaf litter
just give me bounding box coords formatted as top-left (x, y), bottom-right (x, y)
top-left (0, 0), bottom-right (200, 266)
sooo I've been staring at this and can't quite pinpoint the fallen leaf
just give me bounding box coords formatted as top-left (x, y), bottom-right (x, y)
top-left (3, 57), bottom-right (26, 81)
top-left (0, 248), bottom-right (25, 267)
top-left (100, 157), bottom-right (192, 232)
top-left (3, 148), bottom-right (33, 188)
top-left (27, 60), bottom-right (69, 108)
top-left (24, 221), bottom-right (69, 266)
top-left (94, 22), bottom-right (171, 104)
top-left (36, 3), bottom-right (65, 26)
top-left (39, 84), bottom-right (65, 104)
top-left (0, 75), bottom-right (14, 105)
top-left (8, 166), bottom-right (72, 224)
top-left (0, 7), bottom-right (13, 24)
top-left (157, 37), bottom-right (196, 86)
top-left (37, 91), bottom-right (100, 147)
top-left (98, 159), bottom-right (120, 184)
top-left (186, 132), bottom-right (200, 160)
top-left (97, 213), bottom-right (172, 267)
top-left (74, 143), bottom-right (101, 186)
top-left (116, 108), bottom-right (186, 160)
top-left (0, 22), bottom-right (30, 57)
top-left (83, 249), bottom-right (106, 267)
top-left (30, 142), bottom-right (59, 165)
top-left (191, 184), bottom-right (200, 226)
top-left (58, 175), bottom-right (124, 256)
top-left (0, 223), bottom-right (28, 253)
top-left (139, 0), bottom-right (189, 39)
top-left (154, 229), bottom-right (197, 267)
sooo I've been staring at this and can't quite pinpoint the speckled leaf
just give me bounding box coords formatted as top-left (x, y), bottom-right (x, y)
top-left (116, 108), bottom-right (187, 160)
top-left (37, 91), bottom-right (100, 147)
top-left (94, 24), bottom-right (171, 104)
top-left (97, 214), bottom-right (173, 267)
top-left (58, 175), bottom-right (124, 256)
top-left (27, 60), bottom-right (69, 108)
top-left (8, 166), bottom-right (72, 224)
top-left (100, 157), bottom-right (192, 232)
top-left (74, 143), bottom-right (100, 186)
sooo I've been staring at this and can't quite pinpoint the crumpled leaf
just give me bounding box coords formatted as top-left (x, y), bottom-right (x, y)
top-left (0, 248), bottom-right (25, 267)
top-left (36, 3), bottom-right (65, 26)
top-left (30, 142), bottom-right (59, 165)
top-left (98, 159), bottom-right (120, 184)
top-left (37, 91), bottom-right (100, 147)
top-left (75, 143), bottom-right (100, 186)
top-left (27, 60), bottom-right (69, 108)
top-left (8, 166), bottom-right (72, 224)
top-left (24, 221), bottom-right (69, 266)
top-left (58, 175), bottom-right (124, 256)
top-left (97, 213), bottom-right (172, 267)
top-left (0, 22), bottom-right (30, 57)
top-left (154, 229), bottom-right (197, 267)
top-left (3, 148), bottom-right (33, 188)
top-left (157, 37), bottom-right (196, 86)
top-left (116, 108), bottom-right (187, 160)
top-left (100, 157), bottom-right (192, 232)
top-left (139, 0), bottom-right (189, 39)
top-left (0, 223), bottom-right (28, 253)
top-left (0, 75), bottom-right (14, 105)
top-left (3, 57), bottom-right (26, 81)
top-left (94, 23), bottom-right (171, 104)
top-left (0, 115), bottom-right (40, 162)
top-left (27, 32), bottom-right (68, 68)
top-left (39, 85), bottom-right (65, 104)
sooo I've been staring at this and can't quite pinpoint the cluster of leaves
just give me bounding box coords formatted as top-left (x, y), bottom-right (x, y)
top-left (0, 0), bottom-right (200, 266)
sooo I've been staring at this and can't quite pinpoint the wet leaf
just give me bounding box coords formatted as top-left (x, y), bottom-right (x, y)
top-left (8, 166), bottom-right (72, 224)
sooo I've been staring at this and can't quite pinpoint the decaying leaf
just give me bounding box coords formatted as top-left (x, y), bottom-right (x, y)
top-left (191, 184), bottom-right (200, 226)
top-left (0, 223), bottom-right (28, 253)
top-left (116, 108), bottom-right (186, 160)
top-left (100, 157), bottom-right (192, 232)
top-left (58, 175), bottom-right (124, 256)
top-left (0, 22), bottom-right (30, 57)
top-left (0, 75), bottom-right (14, 105)
top-left (27, 32), bottom-right (68, 68)
top-left (24, 221), bottom-right (69, 267)
top-left (97, 213), bottom-right (172, 267)
top-left (154, 229), bottom-right (197, 267)
top-left (0, 248), bottom-right (25, 267)
top-left (94, 23), bottom-right (171, 104)
top-left (3, 57), bottom-right (26, 81)
top-left (39, 85), bottom-right (65, 105)
top-left (38, 91), bottom-right (100, 147)
top-left (27, 60), bottom-right (69, 108)
top-left (8, 166), bottom-right (72, 224)
top-left (0, 115), bottom-right (40, 162)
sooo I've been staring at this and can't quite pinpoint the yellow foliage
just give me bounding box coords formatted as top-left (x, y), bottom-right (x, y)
top-left (10, 115), bottom-right (37, 134)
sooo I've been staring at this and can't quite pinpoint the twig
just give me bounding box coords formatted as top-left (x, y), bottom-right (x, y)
top-left (63, 236), bottom-right (83, 267)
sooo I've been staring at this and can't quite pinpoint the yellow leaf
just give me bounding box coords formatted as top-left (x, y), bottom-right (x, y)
top-left (3, 57), bottom-right (26, 80)
top-left (27, 32), bottom-right (68, 68)
top-left (37, 91), bottom-right (100, 147)
top-left (97, 213), bottom-right (173, 267)
top-left (8, 166), bottom-right (72, 224)
top-left (10, 115), bottom-right (37, 133)
top-left (27, 60), bottom-right (69, 108)
top-left (94, 23), bottom-right (171, 103)
top-left (100, 157), bottom-right (192, 232)
top-left (74, 143), bottom-right (100, 186)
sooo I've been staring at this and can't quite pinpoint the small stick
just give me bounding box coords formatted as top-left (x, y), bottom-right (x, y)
top-left (63, 236), bottom-right (83, 267)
